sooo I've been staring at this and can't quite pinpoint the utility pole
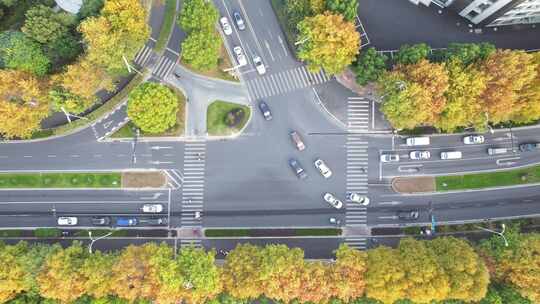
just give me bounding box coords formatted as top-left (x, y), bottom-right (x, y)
top-left (88, 231), bottom-right (113, 254)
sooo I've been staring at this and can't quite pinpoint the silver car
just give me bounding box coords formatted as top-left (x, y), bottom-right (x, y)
top-left (409, 151), bottom-right (431, 160)
top-left (323, 193), bottom-right (343, 209)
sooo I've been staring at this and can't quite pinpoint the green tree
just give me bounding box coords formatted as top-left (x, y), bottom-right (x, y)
top-left (353, 47), bottom-right (388, 85)
top-left (176, 247), bottom-right (221, 303)
top-left (81, 251), bottom-right (116, 299)
top-left (0, 31), bottom-right (50, 76)
top-left (325, 0), bottom-right (358, 21)
top-left (178, 0), bottom-right (218, 33)
top-left (45, 33), bottom-right (83, 68)
top-left (284, 0), bottom-right (313, 35)
top-left (395, 43), bottom-right (431, 65)
top-left (297, 12), bottom-right (360, 74)
top-left (48, 87), bottom-right (90, 114)
top-left (181, 31), bottom-right (221, 71)
top-left (78, 0), bottom-right (150, 75)
top-left (436, 59), bottom-right (487, 132)
top-left (428, 237), bottom-right (489, 302)
top-left (444, 42), bottom-right (496, 66)
top-left (78, 0), bottom-right (104, 20)
top-left (127, 82), bottom-right (179, 134)
top-left (22, 5), bottom-right (74, 44)
top-left (37, 243), bottom-right (88, 303)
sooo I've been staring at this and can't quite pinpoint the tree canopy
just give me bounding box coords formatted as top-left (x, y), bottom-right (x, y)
top-left (22, 5), bottom-right (75, 45)
top-left (353, 47), bottom-right (388, 85)
top-left (297, 12), bottom-right (360, 74)
top-left (0, 31), bottom-right (50, 76)
top-left (325, 0), bottom-right (358, 21)
top-left (181, 31), bottom-right (221, 71)
top-left (127, 82), bottom-right (179, 133)
top-left (178, 0), bottom-right (219, 33)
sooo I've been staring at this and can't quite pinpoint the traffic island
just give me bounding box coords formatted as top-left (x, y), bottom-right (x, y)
top-left (0, 172), bottom-right (121, 189)
top-left (122, 171), bottom-right (167, 188)
top-left (207, 100), bottom-right (251, 136)
top-left (392, 176), bottom-right (436, 193)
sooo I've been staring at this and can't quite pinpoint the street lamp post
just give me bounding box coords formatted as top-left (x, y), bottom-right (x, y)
top-left (476, 223), bottom-right (509, 247)
top-left (88, 231), bottom-right (113, 254)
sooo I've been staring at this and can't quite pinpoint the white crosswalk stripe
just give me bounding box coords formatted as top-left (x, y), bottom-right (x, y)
top-left (181, 141), bottom-right (206, 228)
top-left (245, 65), bottom-right (332, 100)
top-left (180, 239), bottom-right (202, 248)
top-left (344, 237), bottom-right (367, 250)
top-left (164, 169), bottom-right (183, 189)
top-left (133, 44), bottom-right (154, 67)
top-left (346, 135), bottom-right (368, 227)
top-left (152, 56), bottom-right (176, 80)
top-left (347, 97), bottom-right (370, 132)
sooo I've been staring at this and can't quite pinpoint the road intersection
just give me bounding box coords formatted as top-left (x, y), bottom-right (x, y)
top-left (1, 0), bottom-right (540, 254)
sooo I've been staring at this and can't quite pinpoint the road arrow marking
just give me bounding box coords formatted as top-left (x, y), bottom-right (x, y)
top-left (378, 201), bottom-right (402, 205)
top-left (496, 157), bottom-right (520, 166)
top-left (149, 161), bottom-right (174, 165)
top-left (151, 146), bottom-right (173, 150)
top-left (103, 121), bottom-right (113, 129)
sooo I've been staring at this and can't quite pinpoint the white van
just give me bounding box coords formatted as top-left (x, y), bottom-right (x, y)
top-left (441, 151), bottom-right (462, 160)
top-left (487, 147), bottom-right (508, 155)
top-left (406, 137), bottom-right (430, 146)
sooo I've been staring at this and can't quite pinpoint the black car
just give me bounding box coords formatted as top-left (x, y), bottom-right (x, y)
top-left (258, 101), bottom-right (272, 121)
top-left (289, 158), bottom-right (307, 180)
top-left (91, 217), bottom-right (111, 226)
top-left (233, 12), bottom-right (245, 30)
top-left (397, 210), bottom-right (419, 221)
top-left (519, 143), bottom-right (540, 152)
top-left (141, 217), bottom-right (168, 226)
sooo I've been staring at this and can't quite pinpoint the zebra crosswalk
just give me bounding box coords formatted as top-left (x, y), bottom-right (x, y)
top-left (152, 56), bottom-right (176, 80)
top-left (346, 135), bottom-right (368, 228)
top-left (164, 169), bottom-right (183, 189)
top-left (344, 237), bottom-right (367, 250)
top-left (180, 239), bottom-right (202, 248)
top-left (181, 141), bottom-right (206, 227)
top-left (347, 97), bottom-right (370, 132)
top-left (133, 44), bottom-right (154, 68)
top-left (245, 65), bottom-right (331, 100)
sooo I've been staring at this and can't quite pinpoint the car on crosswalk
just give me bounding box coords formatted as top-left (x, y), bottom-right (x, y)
top-left (347, 192), bottom-right (369, 205)
top-left (219, 17), bottom-right (233, 35)
top-left (233, 46), bottom-right (247, 67)
top-left (253, 56), bottom-right (266, 75)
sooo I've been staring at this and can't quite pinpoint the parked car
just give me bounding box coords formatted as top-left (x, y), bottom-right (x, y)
top-left (323, 193), bottom-right (343, 209)
top-left (91, 217), bottom-right (111, 226)
top-left (519, 143), bottom-right (540, 152)
top-left (347, 192), bottom-right (369, 205)
top-left (289, 131), bottom-right (306, 151)
top-left (219, 16), bottom-right (233, 35)
top-left (57, 217), bottom-right (78, 226)
top-left (116, 217), bottom-right (138, 227)
top-left (141, 217), bottom-right (168, 226)
top-left (142, 204), bottom-right (163, 213)
top-left (463, 135), bottom-right (485, 144)
top-left (487, 147), bottom-right (508, 155)
top-left (314, 158), bottom-right (332, 178)
top-left (288, 158), bottom-right (307, 179)
top-left (258, 100), bottom-right (272, 120)
top-left (380, 153), bottom-right (399, 162)
top-left (233, 12), bottom-right (245, 30)
top-left (409, 150), bottom-right (431, 160)
top-left (397, 210), bottom-right (419, 220)
top-left (253, 56), bottom-right (266, 75)
top-left (233, 46), bottom-right (247, 66)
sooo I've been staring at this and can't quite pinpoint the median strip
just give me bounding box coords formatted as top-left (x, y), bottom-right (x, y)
top-left (437, 165), bottom-right (540, 191)
top-left (204, 228), bottom-right (342, 237)
top-left (0, 172), bottom-right (121, 188)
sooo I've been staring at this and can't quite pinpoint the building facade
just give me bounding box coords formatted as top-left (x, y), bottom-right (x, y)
top-left (411, 0), bottom-right (540, 27)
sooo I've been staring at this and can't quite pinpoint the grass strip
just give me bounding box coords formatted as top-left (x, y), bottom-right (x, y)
top-left (205, 228), bottom-right (341, 237)
top-left (154, 0), bottom-right (177, 52)
top-left (0, 230), bottom-right (24, 237)
top-left (294, 228), bottom-right (342, 236)
top-left (436, 165), bottom-right (540, 191)
top-left (34, 228), bottom-right (61, 238)
top-left (0, 172), bottom-right (121, 188)
top-left (52, 74), bottom-right (144, 137)
top-left (207, 100), bottom-right (250, 136)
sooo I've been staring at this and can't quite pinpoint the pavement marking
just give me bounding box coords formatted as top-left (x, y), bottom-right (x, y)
top-left (47, 155), bottom-right (56, 158)
top-left (181, 141), bottom-right (207, 227)
top-left (23, 156), bottom-right (32, 158)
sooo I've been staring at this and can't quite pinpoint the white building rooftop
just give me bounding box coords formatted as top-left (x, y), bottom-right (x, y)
top-left (55, 0), bottom-right (83, 14)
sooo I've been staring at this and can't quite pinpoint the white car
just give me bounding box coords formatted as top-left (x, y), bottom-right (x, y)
top-left (323, 193), bottom-right (343, 209)
top-left (219, 17), bottom-right (233, 35)
top-left (233, 46), bottom-right (247, 66)
top-left (463, 135), bottom-right (485, 144)
top-left (253, 56), bottom-right (266, 75)
top-left (347, 192), bottom-right (370, 206)
top-left (142, 204), bottom-right (163, 213)
top-left (409, 150), bottom-right (431, 160)
top-left (57, 217), bottom-right (78, 226)
top-left (380, 153), bottom-right (399, 162)
top-left (314, 158), bottom-right (332, 178)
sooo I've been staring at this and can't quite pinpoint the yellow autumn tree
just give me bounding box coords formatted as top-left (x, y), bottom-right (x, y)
top-left (37, 243), bottom-right (88, 303)
top-left (478, 49), bottom-right (537, 123)
top-left (297, 12), bottom-right (360, 74)
top-left (0, 70), bottom-right (49, 139)
top-left (366, 246), bottom-right (408, 304)
top-left (78, 0), bottom-right (150, 74)
top-left (0, 243), bottom-right (30, 303)
top-left (513, 51), bottom-right (540, 123)
top-left (330, 244), bottom-right (367, 302)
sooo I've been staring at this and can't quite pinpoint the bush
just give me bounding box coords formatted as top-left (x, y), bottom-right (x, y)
top-left (224, 108), bottom-right (245, 127)
top-left (34, 228), bottom-right (61, 238)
